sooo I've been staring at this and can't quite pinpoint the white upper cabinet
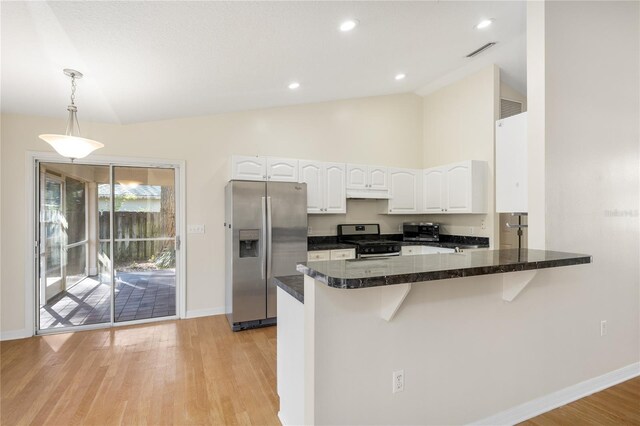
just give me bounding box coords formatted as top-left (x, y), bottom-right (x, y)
top-left (299, 161), bottom-right (346, 214)
top-left (346, 164), bottom-right (367, 190)
top-left (368, 166), bottom-right (389, 193)
top-left (346, 164), bottom-right (389, 198)
top-left (385, 168), bottom-right (421, 214)
top-left (496, 112), bottom-right (528, 213)
top-left (299, 161), bottom-right (323, 213)
top-left (423, 167), bottom-right (445, 213)
top-left (324, 163), bottom-right (346, 213)
top-left (422, 160), bottom-right (487, 214)
top-left (231, 155), bottom-right (267, 181)
top-left (266, 157), bottom-right (299, 182)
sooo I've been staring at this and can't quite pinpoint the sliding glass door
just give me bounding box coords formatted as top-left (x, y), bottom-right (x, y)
top-left (37, 161), bottom-right (178, 332)
top-left (111, 166), bottom-right (177, 322)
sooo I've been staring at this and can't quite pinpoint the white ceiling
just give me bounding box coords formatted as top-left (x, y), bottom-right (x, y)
top-left (1, 1), bottom-right (526, 124)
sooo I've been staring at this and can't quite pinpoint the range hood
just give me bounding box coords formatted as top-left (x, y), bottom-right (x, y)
top-left (346, 189), bottom-right (390, 199)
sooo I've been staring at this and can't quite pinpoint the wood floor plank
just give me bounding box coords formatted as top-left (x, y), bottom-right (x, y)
top-left (521, 376), bottom-right (640, 426)
top-left (2, 315), bottom-right (637, 425)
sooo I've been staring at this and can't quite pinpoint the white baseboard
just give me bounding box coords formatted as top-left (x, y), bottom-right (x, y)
top-left (471, 362), bottom-right (640, 426)
top-left (185, 306), bottom-right (226, 319)
top-left (0, 329), bottom-right (32, 341)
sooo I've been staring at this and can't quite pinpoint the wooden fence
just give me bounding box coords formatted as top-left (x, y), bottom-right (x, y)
top-left (99, 212), bottom-right (174, 263)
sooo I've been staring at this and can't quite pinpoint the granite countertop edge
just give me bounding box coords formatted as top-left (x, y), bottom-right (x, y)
top-left (296, 251), bottom-right (592, 289)
top-left (273, 275), bottom-right (304, 303)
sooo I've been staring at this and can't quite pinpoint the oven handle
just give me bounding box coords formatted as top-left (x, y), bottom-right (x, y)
top-left (359, 252), bottom-right (401, 259)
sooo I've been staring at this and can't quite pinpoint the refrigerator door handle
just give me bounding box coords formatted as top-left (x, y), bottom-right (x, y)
top-left (266, 196), bottom-right (273, 280)
top-left (261, 196), bottom-right (267, 280)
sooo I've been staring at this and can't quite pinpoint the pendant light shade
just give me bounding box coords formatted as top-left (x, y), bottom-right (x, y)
top-left (39, 69), bottom-right (104, 161)
top-left (39, 134), bottom-right (104, 159)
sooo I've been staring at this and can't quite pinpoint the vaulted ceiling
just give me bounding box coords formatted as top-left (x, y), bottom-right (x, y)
top-left (1, 1), bottom-right (526, 124)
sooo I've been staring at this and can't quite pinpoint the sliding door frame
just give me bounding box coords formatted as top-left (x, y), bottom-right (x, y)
top-left (26, 151), bottom-right (187, 336)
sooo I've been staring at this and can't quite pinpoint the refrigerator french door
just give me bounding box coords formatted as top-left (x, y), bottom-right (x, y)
top-left (225, 180), bottom-right (307, 331)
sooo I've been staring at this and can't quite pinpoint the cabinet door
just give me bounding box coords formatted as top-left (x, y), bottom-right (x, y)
top-left (368, 166), bottom-right (389, 191)
top-left (496, 113), bottom-right (528, 213)
top-left (324, 163), bottom-right (346, 214)
top-left (423, 167), bottom-right (445, 213)
top-left (445, 163), bottom-right (471, 213)
top-left (299, 161), bottom-right (323, 213)
top-left (232, 156), bottom-right (266, 181)
top-left (267, 157), bottom-right (299, 182)
top-left (388, 168), bottom-right (419, 213)
top-left (346, 164), bottom-right (367, 190)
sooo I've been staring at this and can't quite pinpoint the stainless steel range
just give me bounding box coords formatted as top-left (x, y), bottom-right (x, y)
top-left (337, 224), bottom-right (401, 258)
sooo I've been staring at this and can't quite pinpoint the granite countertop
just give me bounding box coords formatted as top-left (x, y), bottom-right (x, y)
top-left (296, 249), bottom-right (592, 289)
top-left (273, 275), bottom-right (304, 303)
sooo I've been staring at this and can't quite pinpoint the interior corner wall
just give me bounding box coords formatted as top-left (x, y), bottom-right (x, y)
top-left (500, 82), bottom-right (528, 112)
top-left (421, 64), bottom-right (500, 246)
top-left (0, 93), bottom-right (424, 335)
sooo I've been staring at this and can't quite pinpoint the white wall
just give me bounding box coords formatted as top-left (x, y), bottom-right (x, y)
top-left (422, 65), bottom-right (500, 244)
top-left (0, 93), bottom-right (424, 334)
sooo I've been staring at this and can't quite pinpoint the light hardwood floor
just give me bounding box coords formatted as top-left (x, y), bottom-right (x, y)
top-left (1, 315), bottom-right (279, 425)
top-left (520, 376), bottom-right (640, 426)
top-left (2, 315), bottom-right (638, 425)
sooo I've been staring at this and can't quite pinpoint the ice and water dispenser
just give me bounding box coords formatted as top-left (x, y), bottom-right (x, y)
top-left (239, 229), bottom-right (260, 258)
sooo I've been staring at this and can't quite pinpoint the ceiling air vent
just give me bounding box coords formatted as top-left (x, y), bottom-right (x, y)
top-left (466, 42), bottom-right (497, 58)
top-left (500, 99), bottom-right (523, 119)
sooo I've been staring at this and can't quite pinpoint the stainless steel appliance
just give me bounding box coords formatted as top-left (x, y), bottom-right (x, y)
top-left (225, 180), bottom-right (307, 331)
top-left (402, 222), bottom-right (440, 242)
top-left (337, 224), bottom-right (401, 258)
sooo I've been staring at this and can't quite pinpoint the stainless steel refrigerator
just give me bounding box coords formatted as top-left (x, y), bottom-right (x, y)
top-left (225, 180), bottom-right (307, 331)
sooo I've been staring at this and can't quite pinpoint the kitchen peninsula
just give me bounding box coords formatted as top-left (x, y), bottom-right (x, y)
top-left (275, 249), bottom-right (591, 425)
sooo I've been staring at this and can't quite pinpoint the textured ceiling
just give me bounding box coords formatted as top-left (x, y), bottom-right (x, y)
top-left (1, 1), bottom-right (526, 124)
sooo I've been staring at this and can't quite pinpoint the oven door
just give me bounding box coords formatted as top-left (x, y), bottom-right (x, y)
top-left (359, 252), bottom-right (401, 259)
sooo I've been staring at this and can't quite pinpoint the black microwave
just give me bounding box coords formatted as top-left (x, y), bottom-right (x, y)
top-left (403, 223), bottom-right (440, 242)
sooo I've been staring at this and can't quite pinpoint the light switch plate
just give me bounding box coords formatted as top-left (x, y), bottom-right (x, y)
top-left (188, 224), bottom-right (205, 234)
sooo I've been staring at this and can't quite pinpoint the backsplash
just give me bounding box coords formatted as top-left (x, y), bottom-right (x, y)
top-left (307, 199), bottom-right (492, 239)
top-left (307, 199), bottom-right (430, 236)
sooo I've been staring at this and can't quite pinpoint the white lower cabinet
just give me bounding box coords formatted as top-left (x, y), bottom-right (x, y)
top-left (308, 251), bottom-right (331, 261)
top-left (308, 249), bottom-right (356, 261)
top-left (299, 161), bottom-right (346, 214)
top-left (329, 249), bottom-right (356, 260)
top-left (401, 245), bottom-right (455, 256)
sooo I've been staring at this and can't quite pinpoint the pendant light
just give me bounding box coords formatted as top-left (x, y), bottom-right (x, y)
top-left (39, 69), bottom-right (104, 161)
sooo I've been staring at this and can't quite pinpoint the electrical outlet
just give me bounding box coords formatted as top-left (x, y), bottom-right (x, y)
top-left (469, 227), bottom-right (475, 235)
top-left (600, 320), bottom-right (607, 336)
top-left (187, 224), bottom-right (205, 234)
top-left (399, 224), bottom-right (403, 232)
top-left (481, 220), bottom-right (486, 230)
top-left (392, 370), bottom-right (404, 393)
top-left (308, 226), bottom-right (313, 234)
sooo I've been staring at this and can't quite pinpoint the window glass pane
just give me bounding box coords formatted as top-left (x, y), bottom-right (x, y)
top-left (113, 168), bottom-right (175, 239)
top-left (66, 244), bottom-right (86, 288)
top-left (65, 176), bottom-right (86, 244)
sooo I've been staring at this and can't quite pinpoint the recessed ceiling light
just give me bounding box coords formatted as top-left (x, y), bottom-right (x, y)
top-left (340, 19), bottom-right (359, 32)
top-left (475, 19), bottom-right (494, 30)
top-left (395, 73), bottom-right (406, 81)
top-left (288, 82), bottom-right (300, 90)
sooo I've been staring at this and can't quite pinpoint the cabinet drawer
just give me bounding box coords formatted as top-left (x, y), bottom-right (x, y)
top-left (330, 249), bottom-right (356, 260)
top-left (401, 246), bottom-right (417, 256)
top-left (308, 250), bottom-right (330, 261)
